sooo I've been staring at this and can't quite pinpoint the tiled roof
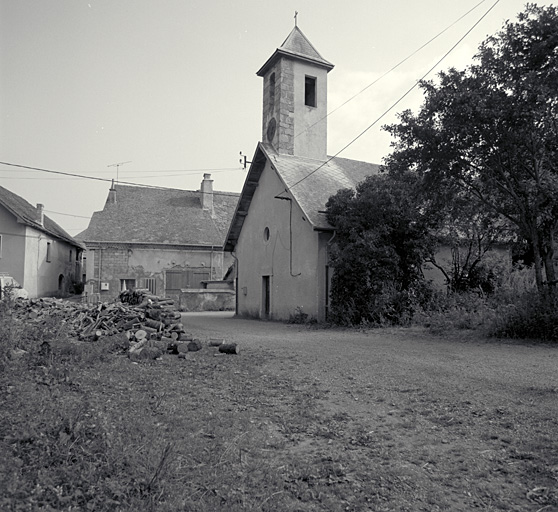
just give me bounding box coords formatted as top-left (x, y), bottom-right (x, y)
top-left (268, 146), bottom-right (380, 230)
top-left (225, 143), bottom-right (379, 250)
top-left (257, 26), bottom-right (334, 76)
top-left (78, 185), bottom-right (239, 247)
top-left (0, 185), bottom-right (84, 249)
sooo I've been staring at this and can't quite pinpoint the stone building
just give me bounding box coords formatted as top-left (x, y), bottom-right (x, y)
top-left (79, 174), bottom-right (238, 308)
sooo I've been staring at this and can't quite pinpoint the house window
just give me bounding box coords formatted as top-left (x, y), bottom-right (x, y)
top-left (120, 279), bottom-right (136, 292)
top-left (46, 242), bottom-right (51, 262)
top-left (305, 76), bottom-right (317, 107)
top-left (143, 278), bottom-right (156, 295)
top-left (69, 250), bottom-right (73, 262)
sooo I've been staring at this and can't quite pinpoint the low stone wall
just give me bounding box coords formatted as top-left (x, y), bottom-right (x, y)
top-left (178, 289), bottom-right (235, 312)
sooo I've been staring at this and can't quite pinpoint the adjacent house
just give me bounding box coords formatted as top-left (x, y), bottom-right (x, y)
top-left (0, 185), bottom-right (85, 298)
top-left (225, 26), bottom-right (379, 322)
top-left (78, 174), bottom-right (239, 307)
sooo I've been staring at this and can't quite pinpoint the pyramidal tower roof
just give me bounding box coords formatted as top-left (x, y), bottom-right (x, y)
top-left (257, 26), bottom-right (334, 76)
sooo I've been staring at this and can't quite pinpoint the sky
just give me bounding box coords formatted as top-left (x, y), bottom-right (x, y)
top-left (1, 0), bottom-right (553, 236)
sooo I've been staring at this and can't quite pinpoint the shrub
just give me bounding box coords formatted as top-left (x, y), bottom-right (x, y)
top-left (488, 290), bottom-right (558, 342)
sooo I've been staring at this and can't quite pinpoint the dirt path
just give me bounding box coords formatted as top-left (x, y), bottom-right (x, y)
top-left (182, 311), bottom-right (557, 407)
top-left (182, 312), bottom-right (558, 511)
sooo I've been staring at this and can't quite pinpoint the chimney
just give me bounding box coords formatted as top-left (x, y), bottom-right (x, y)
top-left (107, 179), bottom-right (117, 205)
top-left (201, 173), bottom-right (214, 213)
top-left (36, 204), bottom-right (44, 226)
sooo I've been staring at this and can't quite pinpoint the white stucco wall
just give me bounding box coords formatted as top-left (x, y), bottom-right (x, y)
top-left (235, 160), bottom-right (327, 321)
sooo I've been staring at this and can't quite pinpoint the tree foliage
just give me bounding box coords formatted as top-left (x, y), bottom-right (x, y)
top-left (384, 4), bottom-right (558, 290)
top-left (325, 173), bottom-right (435, 325)
top-left (427, 193), bottom-right (513, 293)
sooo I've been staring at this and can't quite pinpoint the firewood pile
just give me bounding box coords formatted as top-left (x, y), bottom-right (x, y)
top-left (8, 288), bottom-right (187, 342)
top-left (7, 289), bottom-right (239, 361)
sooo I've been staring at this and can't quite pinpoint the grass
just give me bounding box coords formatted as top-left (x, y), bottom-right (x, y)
top-left (1, 305), bottom-right (558, 510)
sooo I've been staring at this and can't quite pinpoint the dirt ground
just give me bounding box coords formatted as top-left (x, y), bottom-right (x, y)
top-left (182, 312), bottom-right (558, 511)
top-left (3, 310), bottom-right (558, 511)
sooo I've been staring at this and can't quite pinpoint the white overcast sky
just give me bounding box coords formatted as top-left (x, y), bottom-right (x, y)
top-left (0, 0), bottom-right (553, 235)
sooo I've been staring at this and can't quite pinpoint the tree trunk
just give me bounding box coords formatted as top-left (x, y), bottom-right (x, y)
top-left (542, 233), bottom-right (557, 287)
top-left (530, 228), bottom-right (545, 291)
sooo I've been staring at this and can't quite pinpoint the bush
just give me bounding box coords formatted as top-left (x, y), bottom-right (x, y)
top-left (329, 281), bottom-right (438, 327)
top-left (417, 290), bottom-right (493, 335)
top-left (488, 290), bottom-right (558, 342)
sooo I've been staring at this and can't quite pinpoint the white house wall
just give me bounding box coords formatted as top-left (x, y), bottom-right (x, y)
top-left (0, 204), bottom-right (26, 288)
top-left (25, 226), bottom-right (77, 297)
top-left (235, 160), bottom-right (325, 321)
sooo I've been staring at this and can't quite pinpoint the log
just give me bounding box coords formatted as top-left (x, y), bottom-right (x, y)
top-left (208, 338), bottom-right (225, 347)
top-left (141, 325), bottom-right (158, 334)
top-left (121, 318), bottom-right (141, 330)
top-left (187, 339), bottom-right (203, 352)
top-left (218, 343), bottom-right (239, 355)
top-left (129, 338), bottom-right (148, 353)
top-left (144, 319), bottom-right (164, 331)
top-left (134, 329), bottom-right (147, 341)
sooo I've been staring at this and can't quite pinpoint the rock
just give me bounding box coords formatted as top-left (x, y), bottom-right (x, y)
top-left (10, 348), bottom-right (28, 359)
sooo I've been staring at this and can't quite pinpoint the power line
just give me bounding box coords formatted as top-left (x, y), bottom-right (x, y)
top-left (44, 209), bottom-right (92, 219)
top-left (0, 168), bottom-right (238, 181)
top-left (293, 0), bottom-right (490, 141)
top-left (284, 0), bottom-right (501, 194)
top-left (0, 161), bottom-right (242, 199)
top-left (0, 166), bottom-right (240, 176)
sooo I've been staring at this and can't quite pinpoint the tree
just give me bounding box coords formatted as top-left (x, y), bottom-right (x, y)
top-left (384, 4), bottom-right (558, 291)
top-left (325, 172), bottom-right (435, 325)
top-left (427, 193), bottom-right (514, 294)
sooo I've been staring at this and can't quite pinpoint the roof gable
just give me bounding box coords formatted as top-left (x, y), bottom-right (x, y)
top-left (0, 185), bottom-right (84, 248)
top-left (225, 143), bottom-right (379, 250)
top-left (79, 185), bottom-right (239, 247)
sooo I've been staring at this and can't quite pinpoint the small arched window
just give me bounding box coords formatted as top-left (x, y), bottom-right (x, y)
top-left (269, 73), bottom-right (275, 110)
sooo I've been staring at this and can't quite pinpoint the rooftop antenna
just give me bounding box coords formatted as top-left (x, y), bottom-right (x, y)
top-left (107, 161), bottom-right (132, 184)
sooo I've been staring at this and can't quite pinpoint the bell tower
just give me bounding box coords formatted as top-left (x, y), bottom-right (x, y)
top-left (257, 26), bottom-right (334, 161)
